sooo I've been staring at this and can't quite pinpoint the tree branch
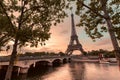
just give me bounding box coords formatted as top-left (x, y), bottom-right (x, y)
top-left (18, 0), bottom-right (26, 29)
top-left (0, 2), bottom-right (16, 32)
top-left (21, 11), bottom-right (33, 24)
top-left (78, 0), bottom-right (106, 19)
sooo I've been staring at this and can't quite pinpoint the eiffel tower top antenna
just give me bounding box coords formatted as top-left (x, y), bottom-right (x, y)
top-left (70, 7), bottom-right (73, 13)
top-left (71, 13), bottom-right (77, 36)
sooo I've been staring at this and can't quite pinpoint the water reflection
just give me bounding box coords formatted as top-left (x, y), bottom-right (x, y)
top-left (42, 64), bottom-right (73, 80)
top-left (69, 62), bottom-right (84, 80)
top-left (0, 63), bottom-right (120, 80)
top-left (84, 63), bottom-right (120, 80)
top-left (26, 65), bottom-right (55, 80)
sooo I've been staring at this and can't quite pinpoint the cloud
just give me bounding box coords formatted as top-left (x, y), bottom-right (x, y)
top-left (96, 38), bottom-right (112, 46)
top-left (60, 30), bottom-right (69, 34)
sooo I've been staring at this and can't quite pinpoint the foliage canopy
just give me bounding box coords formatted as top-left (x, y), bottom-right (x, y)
top-left (0, 0), bottom-right (67, 49)
top-left (68, 0), bottom-right (120, 42)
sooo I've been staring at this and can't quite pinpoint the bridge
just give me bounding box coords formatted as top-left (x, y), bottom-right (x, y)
top-left (0, 56), bottom-right (71, 74)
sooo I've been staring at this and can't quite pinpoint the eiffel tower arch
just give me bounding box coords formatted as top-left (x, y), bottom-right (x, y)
top-left (65, 14), bottom-right (86, 55)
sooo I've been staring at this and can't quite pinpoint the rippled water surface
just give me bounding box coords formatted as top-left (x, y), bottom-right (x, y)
top-left (84, 63), bottom-right (120, 80)
top-left (1, 62), bottom-right (120, 80)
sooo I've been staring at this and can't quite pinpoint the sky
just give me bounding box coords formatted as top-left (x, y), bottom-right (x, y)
top-left (0, 1), bottom-right (115, 56)
top-left (22, 14), bottom-right (113, 55)
top-left (0, 13), bottom-right (114, 56)
top-left (22, 1), bottom-right (114, 55)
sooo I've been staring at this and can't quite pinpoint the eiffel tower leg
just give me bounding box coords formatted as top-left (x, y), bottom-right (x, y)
top-left (69, 51), bottom-right (73, 55)
top-left (65, 49), bottom-right (69, 55)
top-left (79, 48), bottom-right (86, 55)
top-left (79, 48), bottom-right (84, 54)
top-left (65, 49), bottom-right (73, 55)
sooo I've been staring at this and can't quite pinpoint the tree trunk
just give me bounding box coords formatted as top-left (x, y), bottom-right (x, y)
top-left (101, 0), bottom-right (120, 65)
top-left (4, 38), bottom-right (18, 80)
top-left (106, 18), bottom-right (120, 65)
top-left (4, 1), bottom-right (24, 80)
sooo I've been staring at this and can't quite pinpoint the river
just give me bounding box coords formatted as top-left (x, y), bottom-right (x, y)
top-left (0, 62), bottom-right (120, 80)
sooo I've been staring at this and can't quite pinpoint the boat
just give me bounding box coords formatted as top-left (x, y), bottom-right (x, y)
top-left (109, 58), bottom-right (117, 65)
top-left (99, 60), bottom-right (109, 64)
top-left (99, 58), bottom-right (118, 64)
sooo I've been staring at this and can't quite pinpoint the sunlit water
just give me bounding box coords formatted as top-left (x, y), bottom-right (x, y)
top-left (0, 62), bottom-right (120, 80)
top-left (42, 64), bottom-right (73, 80)
top-left (84, 63), bottom-right (120, 80)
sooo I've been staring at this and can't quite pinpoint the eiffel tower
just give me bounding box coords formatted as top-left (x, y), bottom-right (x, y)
top-left (65, 14), bottom-right (85, 55)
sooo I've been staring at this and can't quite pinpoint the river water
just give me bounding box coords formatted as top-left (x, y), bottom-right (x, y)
top-left (1, 62), bottom-right (120, 80)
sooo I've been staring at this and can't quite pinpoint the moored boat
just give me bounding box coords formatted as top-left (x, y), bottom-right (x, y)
top-left (99, 60), bottom-right (109, 64)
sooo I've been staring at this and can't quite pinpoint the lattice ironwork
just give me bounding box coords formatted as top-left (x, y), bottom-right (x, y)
top-left (65, 14), bottom-right (85, 55)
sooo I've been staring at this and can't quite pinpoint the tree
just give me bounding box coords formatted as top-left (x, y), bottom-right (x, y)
top-left (0, 15), bottom-right (13, 51)
top-left (58, 51), bottom-right (65, 56)
top-left (68, 0), bottom-right (120, 65)
top-left (0, 0), bottom-right (66, 80)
